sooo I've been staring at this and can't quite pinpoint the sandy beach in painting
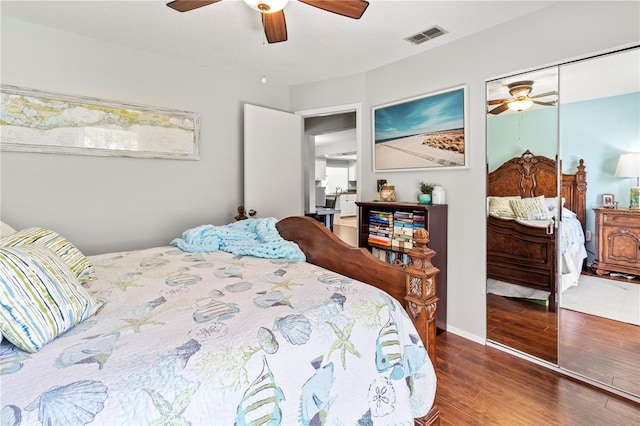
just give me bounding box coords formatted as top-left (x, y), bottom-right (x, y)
top-left (375, 129), bottom-right (465, 170)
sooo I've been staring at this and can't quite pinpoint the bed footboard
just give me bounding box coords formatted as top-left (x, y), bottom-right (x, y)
top-left (487, 215), bottom-right (557, 310)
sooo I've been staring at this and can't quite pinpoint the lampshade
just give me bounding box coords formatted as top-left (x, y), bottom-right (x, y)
top-left (616, 152), bottom-right (640, 209)
top-left (507, 98), bottom-right (533, 112)
top-left (615, 153), bottom-right (640, 179)
top-left (243, 0), bottom-right (289, 13)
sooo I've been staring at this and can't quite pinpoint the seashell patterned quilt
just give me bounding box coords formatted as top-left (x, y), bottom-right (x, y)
top-left (0, 246), bottom-right (436, 425)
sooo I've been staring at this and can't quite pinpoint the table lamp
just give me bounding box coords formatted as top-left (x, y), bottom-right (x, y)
top-left (615, 153), bottom-right (640, 209)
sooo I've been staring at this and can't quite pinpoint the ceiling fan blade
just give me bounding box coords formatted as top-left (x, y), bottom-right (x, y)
top-left (489, 103), bottom-right (509, 115)
top-left (263, 10), bottom-right (288, 43)
top-left (487, 99), bottom-right (508, 106)
top-left (166, 0), bottom-right (222, 12)
top-left (530, 91), bottom-right (558, 99)
top-left (532, 100), bottom-right (558, 106)
top-left (299, 0), bottom-right (369, 19)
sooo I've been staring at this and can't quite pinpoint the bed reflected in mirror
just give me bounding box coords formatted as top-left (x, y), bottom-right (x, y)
top-left (487, 47), bottom-right (640, 399)
top-left (486, 66), bottom-right (560, 364)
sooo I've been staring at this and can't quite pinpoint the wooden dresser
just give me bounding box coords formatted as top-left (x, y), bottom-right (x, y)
top-left (592, 208), bottom-right (640, 277)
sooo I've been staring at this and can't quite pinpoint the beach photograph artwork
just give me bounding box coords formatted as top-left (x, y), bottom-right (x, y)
top-left (373, 86), bottom-right (466, 171)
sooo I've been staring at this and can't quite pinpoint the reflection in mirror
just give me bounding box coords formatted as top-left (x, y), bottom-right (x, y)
top-left (485, 67), bottom-right (561, 364)
top-left (558, 47), bottom-right (640, 399)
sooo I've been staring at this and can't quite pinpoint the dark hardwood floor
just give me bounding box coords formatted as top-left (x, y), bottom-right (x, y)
top-left (434, 332), bottom-right (640, 425)
top-left (487, 293), bottom-right (558, 363)
top-left (559, 308), bottom-right (640, 396)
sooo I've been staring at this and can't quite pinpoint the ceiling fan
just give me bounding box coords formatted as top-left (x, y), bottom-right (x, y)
top-left (166, 0), bottom-right (369, 44)
top-left (487, 80), bottom-right (558, 115)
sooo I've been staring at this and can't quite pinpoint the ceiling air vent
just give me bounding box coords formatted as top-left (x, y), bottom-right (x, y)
top-left (404, 26), bottom-right (447, 45)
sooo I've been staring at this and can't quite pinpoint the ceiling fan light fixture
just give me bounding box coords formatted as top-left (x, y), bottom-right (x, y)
top-left (507, 98), bottom-right (534, 112)
top-left (243, 0), bottom-right (289, 13)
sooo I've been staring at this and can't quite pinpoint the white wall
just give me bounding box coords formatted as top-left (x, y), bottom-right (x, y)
top-left (0, 17), bottom-right (289, 255)
top-left (290, 1), bottom-right (640, 342)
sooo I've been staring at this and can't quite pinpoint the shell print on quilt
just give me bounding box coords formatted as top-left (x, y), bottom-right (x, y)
top-left (175, 339), bottom-right (202, 369)
top-left (224, 281), bottom-right (253, 293)
top-left (253, 291), bottom-right (292, 308)
top-left (257, 327), bottom-right (279, 354)
top-left (235, 355), bottom-right (285, 426)
top-left (55, 332), bottom-right (120, 370)
top-left (0, 345), bottom-right (30, 375)
top-left (367, 377), bottom-right (397, 417)
top-left (24, 380), bottom-right (108, 425)
top-left (273, 314), bottom-right (311, 345)
top-left (0, 405), bottom-right (21, 426)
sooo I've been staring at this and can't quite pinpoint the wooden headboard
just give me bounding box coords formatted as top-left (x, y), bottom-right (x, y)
top-left (487, 150), bottom-right (587, 231)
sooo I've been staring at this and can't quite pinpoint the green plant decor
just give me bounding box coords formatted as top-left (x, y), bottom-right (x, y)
top-left (420, 182), bottom-right (434, 194)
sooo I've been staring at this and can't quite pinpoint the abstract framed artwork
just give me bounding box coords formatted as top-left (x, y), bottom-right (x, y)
top-left (0, 85), bottom-right (200, 160)
top-left (372, 84), bottom-right (467, 171)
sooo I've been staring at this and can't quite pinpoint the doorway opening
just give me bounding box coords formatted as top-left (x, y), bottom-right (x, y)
top-left (297, 103), bottom-right (361, 247)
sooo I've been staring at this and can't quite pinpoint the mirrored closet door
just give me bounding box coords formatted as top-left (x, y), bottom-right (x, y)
top-left (486, 46), bottom-right (639, 399)
top-left (486, 66), bottom-right (560, 364)
top-left (557, 47), bottom-right (639, 399)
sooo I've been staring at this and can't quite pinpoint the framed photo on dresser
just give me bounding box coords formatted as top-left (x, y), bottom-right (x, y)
top-left (601, 193), bottom-right (615, 208)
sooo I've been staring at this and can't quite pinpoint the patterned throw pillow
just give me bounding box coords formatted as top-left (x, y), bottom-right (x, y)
top-left (487, 196), bottom-right (521, 218)
top-left (509, 196), bottom-right (552, 220)
top-left (0, 244), bottom-right (102, 353)
top-left (0, 227), bottom-right (95, 283)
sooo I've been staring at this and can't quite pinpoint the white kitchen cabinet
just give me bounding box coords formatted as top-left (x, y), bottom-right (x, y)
top-left (315, 158), bottom-right (327, 181)
top-left (348, 162), bottom-right (357, 181)
top-left (339, 194), bottom-right (357, 217)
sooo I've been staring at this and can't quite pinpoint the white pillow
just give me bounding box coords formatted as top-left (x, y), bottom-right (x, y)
top-left (543, 197), bottom-right (566, 212)
top-left (487, 196), bottom-right (521, 218)
top-left (0, 222), bottom-right (17, 238)
top-left (0, 227), bottom-right (96, 283)
top-left (510, 196), bottom-right (553, 220)
top-left (562, 207), bottom-right (577, 218)
top-left (0, 244), bottom-right (102, 353)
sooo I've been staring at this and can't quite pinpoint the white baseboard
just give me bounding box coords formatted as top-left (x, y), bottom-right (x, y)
top-left (442, 325), bottom-right (485, 345)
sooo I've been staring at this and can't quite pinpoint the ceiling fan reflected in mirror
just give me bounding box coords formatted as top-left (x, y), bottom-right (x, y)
top-left (166, 0), bottom-right (369, 43)
top-left (487, 80), bottom-right (558, 115)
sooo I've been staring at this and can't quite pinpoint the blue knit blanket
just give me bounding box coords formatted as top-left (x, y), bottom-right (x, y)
top-left (170, 218), bottom-right (306, 261)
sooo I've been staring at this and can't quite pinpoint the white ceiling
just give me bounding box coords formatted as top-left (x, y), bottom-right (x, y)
top-left (0, 0), bottom-right (557, 86)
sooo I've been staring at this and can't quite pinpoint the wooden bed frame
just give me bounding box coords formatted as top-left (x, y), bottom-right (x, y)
top-left (277, 216), bottom-right (441, 426)
top-left (486, 150), bottom-right (587, 311)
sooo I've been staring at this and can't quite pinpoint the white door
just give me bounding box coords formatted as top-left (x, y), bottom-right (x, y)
top-left (244, 104), bottom-right (303, 220)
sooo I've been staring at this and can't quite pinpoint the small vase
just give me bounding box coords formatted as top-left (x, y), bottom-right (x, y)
top-left (418, 193), bottom-right (431, 205)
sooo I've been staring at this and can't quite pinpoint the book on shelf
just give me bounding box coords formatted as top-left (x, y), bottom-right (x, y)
top-left (371, 246), bottom-right (411, 266)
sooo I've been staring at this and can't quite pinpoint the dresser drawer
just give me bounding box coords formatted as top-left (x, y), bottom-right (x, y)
top-left (602, 211), bottom-right (640, 228)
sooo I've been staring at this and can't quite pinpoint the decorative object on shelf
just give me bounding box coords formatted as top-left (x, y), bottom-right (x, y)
top-left (372, 84), bottom-right (468, 171)
top-left (432, 185), bottom-right (446, 205)
top-left (601, 194), bottom-right (615, 209)
top-left (380, 184), bottom-right (396, 202)
top-left (0, 85), bottom-right (200, 160)
top-left (418, 182), bottom-right (434, 205)
top-left (615, 152), bottom-right (640, 209)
